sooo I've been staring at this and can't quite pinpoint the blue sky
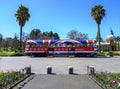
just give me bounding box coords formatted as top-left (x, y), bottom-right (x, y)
top-left (0, 0), bottom-right (119, 40)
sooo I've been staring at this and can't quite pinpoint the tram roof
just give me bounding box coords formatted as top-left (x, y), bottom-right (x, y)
top-left (26, 39), bottom-right (96, 44)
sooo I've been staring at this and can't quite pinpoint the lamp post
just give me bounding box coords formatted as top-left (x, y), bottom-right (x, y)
top-left (117, 36), bottom-right (120, 51)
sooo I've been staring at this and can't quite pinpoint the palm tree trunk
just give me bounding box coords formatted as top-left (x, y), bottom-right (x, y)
top-left (118, 41), bottom-right (119, 50)
top-left (20, 25), bottom-right (22, 52)
top-left (98, 24), bottom-right (101, 52)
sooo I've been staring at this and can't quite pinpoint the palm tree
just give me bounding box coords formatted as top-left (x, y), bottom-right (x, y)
top-left (91, 5), bottom-right (105, 52)
top-left (15, 5), bottom-right (30, 52)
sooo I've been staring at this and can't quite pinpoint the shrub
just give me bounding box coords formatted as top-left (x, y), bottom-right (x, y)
top-left (104, 52), bottom-right (109, 56)
top-left (113, 51), bottom-right (120, 56)
top-left (103, 51), bottom-right (120, 56)
top-left (0, 52), bottom-right (25, 56)
top-left (96, 52), bottom-right (105, 56)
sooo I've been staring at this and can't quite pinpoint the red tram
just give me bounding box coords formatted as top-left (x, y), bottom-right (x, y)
top-left (25, 39), bottom-right (97, 57)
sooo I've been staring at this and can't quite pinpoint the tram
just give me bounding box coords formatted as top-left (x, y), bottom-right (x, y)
top-left (25, 39), bottom-right (97, 57)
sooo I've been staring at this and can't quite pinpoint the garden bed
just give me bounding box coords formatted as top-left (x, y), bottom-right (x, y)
top-left (0, 66), bottom-right (31, 89)
top-left (87, 65), bottom-right (120, 89)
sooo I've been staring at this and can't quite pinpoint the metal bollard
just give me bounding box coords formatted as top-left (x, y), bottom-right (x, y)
top-left (109, 51), bottom-right (113, 57)
top-left (68, 66), bottom-right (73, 74)
top-left (47, 66), bottom-right (52, 74)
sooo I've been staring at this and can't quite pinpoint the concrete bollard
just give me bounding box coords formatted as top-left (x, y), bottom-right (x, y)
top-left (25, 65), bottom-right (31, 74)
top-left (87, 65), bottom-right (95, 75)
top-left (47, 66), bottom-right (52, 74)
top-left (68, 66), bottom-right (73, 74)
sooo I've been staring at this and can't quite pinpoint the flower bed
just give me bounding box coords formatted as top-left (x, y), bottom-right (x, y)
top-left (0, 66), bottom-right (31, 88)
top-left (0, 72), bottom-right (24, 87)
top-left (87, 66), bottom-right (120, 89)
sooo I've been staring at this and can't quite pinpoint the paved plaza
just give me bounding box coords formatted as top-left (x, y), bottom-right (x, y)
top-left (0, 56), bottom-right (120, 89)
top-left (22, 74), bottom-right (101, 89)
top-left (0, 56), bottom-right (120, 74)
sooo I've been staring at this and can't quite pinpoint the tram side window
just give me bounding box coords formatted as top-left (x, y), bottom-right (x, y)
top-left (79, 43), bottom-right (82, 47)
top-left (36, 43), bottom-right (42, 47)
top-left (36, 43), bottom-right (40, 47)
top-left (42, 43), bottom-right (49, 47)
top-left (87, 43), bottom-right (93, 47)
top-left (93, 43), bottom-right (97, 47)
top-left (80, 43), bottom-right (85, 47)
top-left (82, 44), bottom-right (87, 47)
top-left (26, 43), bottom-right (32, 47)
top-left (50, 44), bottom-right (55, 47)
top-left (55, 43), bottom-right (62, 47)
top-left (31, 43), bottom-right (36, 47)
top-left (76, 43), bottom-right (80, 47)
top-left (53, 44), bottom-right (57, 47)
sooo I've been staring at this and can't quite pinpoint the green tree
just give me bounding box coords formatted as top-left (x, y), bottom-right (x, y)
top-left (53, 33), bottom-right (60, 40)
top-left (29, 29), bottom-right (60, 40)
top-left (12, 34), bottom-right (19, 50)
top-left (42, 31), bottom-right (48, 39)
top-left (15, 5), bottom-right (30, 52)
top-left (48, 31), bottom-right (53, 39)
top-left (30, 29), bottom-right (41, 39)
top-left (91, 5), bottom-right (105, 52)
